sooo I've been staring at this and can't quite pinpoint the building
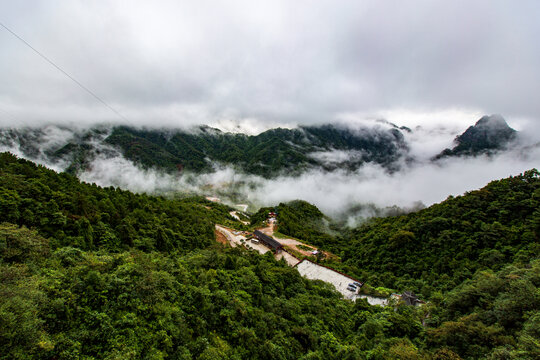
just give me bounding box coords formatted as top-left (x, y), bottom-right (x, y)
top-left (253, 230), bottom-right (283, 252)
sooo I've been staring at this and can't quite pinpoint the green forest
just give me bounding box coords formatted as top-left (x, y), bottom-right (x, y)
top-left (103, 124), bottom-right (407, 177)
top-left (1, 152), bottom-right (539, 359)
top-left (0, 123), bottom-right (408, 178)
top-left (0, 116), bottom-right (515, 179)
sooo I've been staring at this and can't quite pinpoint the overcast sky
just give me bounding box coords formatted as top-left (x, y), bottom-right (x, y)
top-left (1, 0), bottom-right (539, 131)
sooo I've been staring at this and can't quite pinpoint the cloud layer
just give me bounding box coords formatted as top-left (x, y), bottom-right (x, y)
top-left (73, 137), bottom-right (540, 223)
top-left (1, 1), bottom-right (539, 129)
top-left (1, 118), bottom-right (538, 225)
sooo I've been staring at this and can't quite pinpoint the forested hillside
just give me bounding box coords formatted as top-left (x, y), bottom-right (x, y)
top-left (436, 115), bottom-right (517, 158)
top-left (252, 200), bottom-right (339, 248)
top-left (0, 152), bottom-right (239, 252)
top-left (0, 153), bottom-right (429, 359)
top-left (0, 115), bottom-right (522, 179)
top-left (274, 170), bottom-right (539, 297)
top-left (100, 123), bottom-right (409, 176)
top-left (270, 173), bottom-right (540, 358)
top-left (1, 153), bottom-right (539, 359)
top-left (340, 169), bottom-right (540, 297)
top-left (0, 123), bottom-right (409, 177)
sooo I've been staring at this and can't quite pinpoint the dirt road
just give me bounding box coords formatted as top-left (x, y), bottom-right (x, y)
top-left (215, 225), bottom-right (269, 254)
top-left (229, 211), bottom-right (250, 225)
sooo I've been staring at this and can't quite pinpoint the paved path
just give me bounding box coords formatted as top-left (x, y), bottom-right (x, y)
top-left (229, 211), bottom-right (250, 225)
top-left (296, 259), bottom-right (360, 300)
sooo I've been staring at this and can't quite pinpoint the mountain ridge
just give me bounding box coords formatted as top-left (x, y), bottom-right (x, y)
top-left (0, 115), bottom-right (521, 178)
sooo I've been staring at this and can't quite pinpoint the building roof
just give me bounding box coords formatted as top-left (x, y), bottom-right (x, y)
top-left (253, 230), bottom-right (283, 250)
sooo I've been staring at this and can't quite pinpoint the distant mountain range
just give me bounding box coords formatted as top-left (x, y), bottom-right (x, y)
top-left (0, 115), bottom-right (518, 177)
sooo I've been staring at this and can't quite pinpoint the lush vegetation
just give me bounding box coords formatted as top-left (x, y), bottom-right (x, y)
top-left (1, 153), bottom-right (539, 359)
top-left (271, 172), bottom-right (540, 358)
top-left (104, 124), bottom-right (408, 177)
top-left (0, 123), bottom-right (408, 177)
top-left (340, 169), bottom-right (540, 297)
top-left (274, 200), bottom-right (339, 248)
top-left (0, 152), bottom-right (240, 253)
top-left (426, 260), bottom-right (540, 358)
top-left (0, 116), bottom-right (519, 178)
top-left (1, 225), bottom-right (435, 359)
top-left (274, 171), bottom-right (539, 298)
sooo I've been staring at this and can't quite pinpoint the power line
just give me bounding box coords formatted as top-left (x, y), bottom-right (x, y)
top-left (0, 21), bottom-right (128, 122)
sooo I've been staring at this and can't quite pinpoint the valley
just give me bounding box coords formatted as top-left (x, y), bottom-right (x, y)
top-left (2, 2), bottom-right (538, 358)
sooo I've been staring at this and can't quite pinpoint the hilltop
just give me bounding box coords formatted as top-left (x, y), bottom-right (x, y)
top-left (0, 115), bottom-right (523, 179)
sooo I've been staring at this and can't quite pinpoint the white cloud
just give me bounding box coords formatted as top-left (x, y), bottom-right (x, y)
top-left (73, 141), bottom-right (540, 222)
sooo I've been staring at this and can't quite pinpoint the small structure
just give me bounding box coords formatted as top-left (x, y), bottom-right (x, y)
top-left (253, 230), bottom-right (283, 253)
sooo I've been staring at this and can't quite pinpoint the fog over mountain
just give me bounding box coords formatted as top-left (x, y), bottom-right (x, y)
top-left (1, 115), bottom-right (537, 225)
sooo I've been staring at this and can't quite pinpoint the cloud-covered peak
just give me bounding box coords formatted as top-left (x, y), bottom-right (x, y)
top-left (436, 115), bottom-right (517, 159)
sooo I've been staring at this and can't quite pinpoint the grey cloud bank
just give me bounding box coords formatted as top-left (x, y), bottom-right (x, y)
top-left (1, 1), bottom-right (539, 129)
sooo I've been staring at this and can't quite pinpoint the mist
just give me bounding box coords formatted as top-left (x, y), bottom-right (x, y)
top-left (1, 116), bottom-right (538, 227)
top-left (74, 140), bottom-right (539, 226)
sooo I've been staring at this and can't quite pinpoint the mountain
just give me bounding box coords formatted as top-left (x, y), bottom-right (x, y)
top-left (0, 122), bottom-right (409, 177)
top-left (436, 114), bottom-right (517, 159)
top-left (0, 115), bottom-right (523, 179)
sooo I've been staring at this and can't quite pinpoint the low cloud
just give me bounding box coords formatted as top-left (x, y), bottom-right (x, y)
top-left (1, 119), bottom-right (539, 226)
top-left (75, 142), bottom-right (540, 226)
top-left (308, 149), bottom-right (366, 164)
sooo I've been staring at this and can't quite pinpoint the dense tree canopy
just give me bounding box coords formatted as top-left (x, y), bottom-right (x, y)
top-left (274, 171), bottom-right (540, 298)
top-left (340, 169), bottom-right (540, 297)
top-left (1, 153), bottom-right (539, 359)
top-left (0, 152), bottom-right (241, 253)
top-left (104, 125), bottom-right (407, 177)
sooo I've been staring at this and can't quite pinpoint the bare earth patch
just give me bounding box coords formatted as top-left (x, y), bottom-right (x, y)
top-left (215, 229), bottom-right (229, 245)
